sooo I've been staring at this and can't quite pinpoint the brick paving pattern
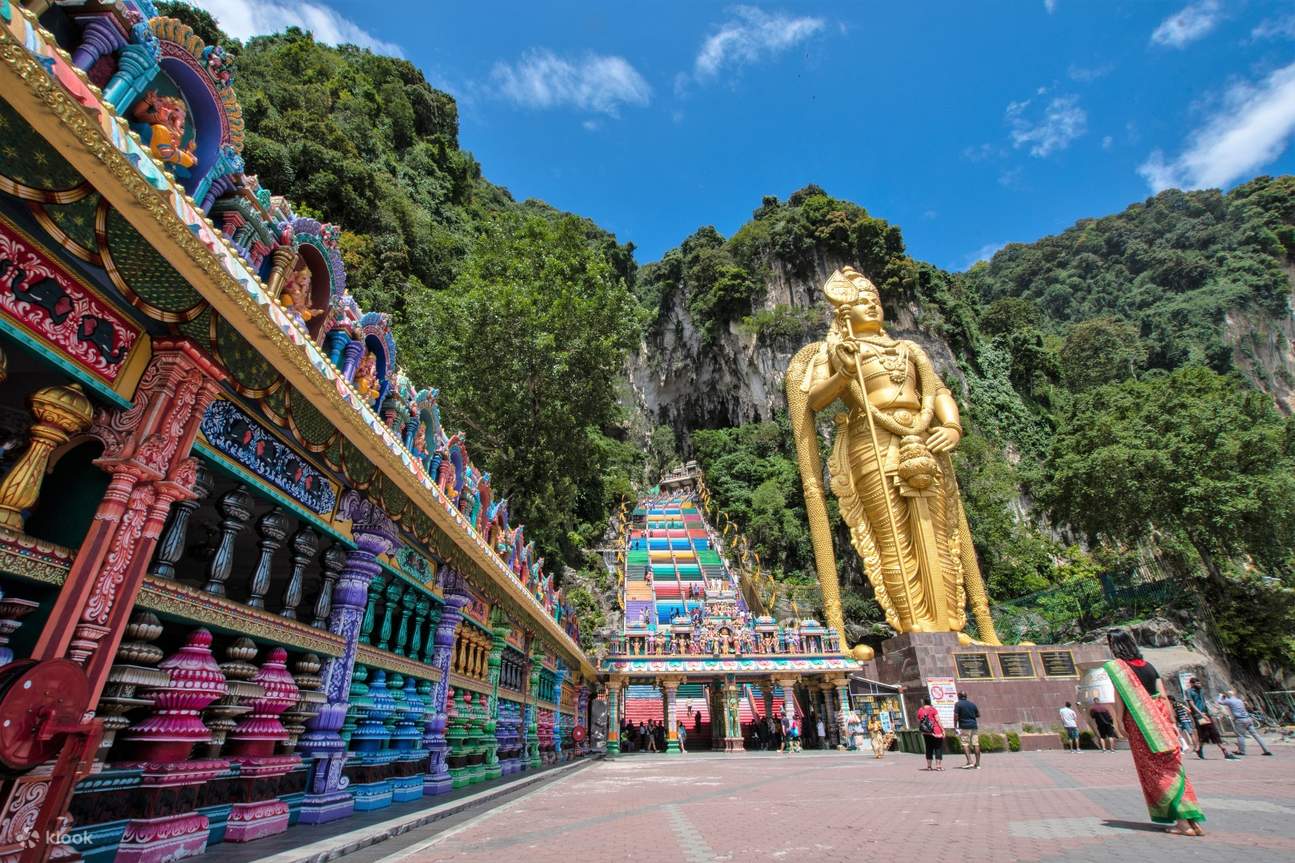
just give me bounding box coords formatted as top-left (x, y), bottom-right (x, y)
top-left (382, 747), bottom-right (1295, 863)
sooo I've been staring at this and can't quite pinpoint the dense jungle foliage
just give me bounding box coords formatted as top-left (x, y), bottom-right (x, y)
top-left (160, 4), bottom-right (641, 640)
top-left (672, 181), bottom-right (1295, 674)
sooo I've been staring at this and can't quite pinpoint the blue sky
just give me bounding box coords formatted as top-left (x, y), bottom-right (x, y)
top-left (196, 1), bottom-right (1295, 271)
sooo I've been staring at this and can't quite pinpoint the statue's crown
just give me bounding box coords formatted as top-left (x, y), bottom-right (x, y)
top-left (823, 267), bottom-right (879, 307)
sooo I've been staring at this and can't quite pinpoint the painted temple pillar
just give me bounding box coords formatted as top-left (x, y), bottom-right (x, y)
top-left (605, 677), bottom-right (622, 756)
top-left (551, 661), bottom-right (567, 763)
top-left (485, 615), bottom-right (508, 781)
top-left (575, 685), bottom-right (589, 756)
top-left (661, 677), bottom-right (682, 755)
top-left (723, 677), bottom-right (745, 752)
top-left (525, 644), bottom-right (543, 770)
top-left (296, 492), bottom-right (395, 825)
top-left (424, 578), bottom-right (468, 796)
top-left (817, 682), bottom-right (837, 748)
top-left (773, 676), bottom-right (800, 732)
top-left (831, 677), bottom-right (853, 748)
top-left (0, 344), bottom-right (225, 858)
top-left (34, 342), bottom-right (226, 697)
top-left (101, 25), bottom-right (160, 111)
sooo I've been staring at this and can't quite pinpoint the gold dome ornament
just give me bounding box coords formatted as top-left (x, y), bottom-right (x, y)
top-left (0, 383), bottom-right (94, 531)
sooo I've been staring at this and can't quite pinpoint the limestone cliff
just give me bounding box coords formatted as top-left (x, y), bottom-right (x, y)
top-left (627, 249), bottom-right (966, 448)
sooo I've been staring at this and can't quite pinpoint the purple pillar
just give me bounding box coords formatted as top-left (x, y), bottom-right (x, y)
top-left (297, 492), bottom-right (395, 825)
top-left (341, 338), bottom-right (365, 382)
top-left (72, 17), bottom-right (126, 71)
top-left (424, 571), bottom-right (468, 796)
top-left (576, 685), bottom-right (589, 755)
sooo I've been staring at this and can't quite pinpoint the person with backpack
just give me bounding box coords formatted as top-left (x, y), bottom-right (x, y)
top-left (917, 697), bottom-right (945, 771)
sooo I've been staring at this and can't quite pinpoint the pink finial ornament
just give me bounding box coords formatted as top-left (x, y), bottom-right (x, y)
top-left (227, 647), bottom-right (300, 758)
top-left (120, 628), bottom-right (228, 763)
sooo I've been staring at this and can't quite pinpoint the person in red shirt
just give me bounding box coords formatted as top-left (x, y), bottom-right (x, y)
top-left (917, 697), bottom-right (945, 771)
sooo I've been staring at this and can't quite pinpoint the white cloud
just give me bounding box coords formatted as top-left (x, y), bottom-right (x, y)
top-left (1102, 135), bottom-right (1114, 150)
top-left (189, 0), bottom-right (402, 56)
top-left (1044, 0), bottom-right (1057, 13)
top-left (1006, 93), bottom-right (1087, 157)
top-left (998, 167), bottom-right (1023, 188)
top-left (686, 6), bottom-right (825, 87)
top-left (1068, 62), bottom-right (1113, 83)
top-left (963, 242), bottom-right (1006, 270)
top-left (1138, 61), bottom-right (1295, 192)
top-left (1252, 16), bottom-right (1295, 41)
top-left (961, 142), bottom-right (997, 162)
top-left (491, 50), bottom-right (651, 117)
top-left (1150, 1), bottom-right (1220, 49)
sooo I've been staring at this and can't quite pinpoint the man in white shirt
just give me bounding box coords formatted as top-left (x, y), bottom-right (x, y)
top-left (1060, 702), bottom-right (1080, 752)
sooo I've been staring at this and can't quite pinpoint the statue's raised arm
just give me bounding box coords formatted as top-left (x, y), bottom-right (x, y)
top-left (785, 268), bottom-right (1000, 660)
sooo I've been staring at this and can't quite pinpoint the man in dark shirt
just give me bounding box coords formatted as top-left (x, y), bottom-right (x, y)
top-left (953, 691), bottom-right (981, 769)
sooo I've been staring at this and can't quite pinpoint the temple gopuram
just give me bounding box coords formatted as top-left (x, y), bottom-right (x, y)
top-left (0, 3), bottom-right (594, 862)
top-left (602, 466), bottom-right (863, 753)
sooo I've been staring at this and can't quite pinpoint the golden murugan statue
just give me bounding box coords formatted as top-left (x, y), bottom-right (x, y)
top-left (786, 267), bottom-right (999, 661)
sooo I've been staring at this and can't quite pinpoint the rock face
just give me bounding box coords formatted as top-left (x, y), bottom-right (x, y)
top-left (626, 250), bottom-right (965, 447)
top-left (1226, 271), bottom-right (1295, 415)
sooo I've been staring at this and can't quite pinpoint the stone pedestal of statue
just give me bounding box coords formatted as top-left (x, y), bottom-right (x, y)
top-left (867, 632), bottom-right (1112, 730)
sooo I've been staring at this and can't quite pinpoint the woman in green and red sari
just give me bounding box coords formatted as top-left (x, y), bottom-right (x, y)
top-left (1105, 628), bottom-right (1206, 836)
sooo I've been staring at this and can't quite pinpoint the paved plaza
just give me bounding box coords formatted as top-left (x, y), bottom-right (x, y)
top-left (370, 746), bottom-right (1295, 863)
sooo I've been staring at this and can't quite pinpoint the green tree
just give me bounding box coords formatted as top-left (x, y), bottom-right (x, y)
top-left (413, 212), bottom-right (641, 571)
top-left (1044, 366), bottom-right (1295, 576)
top-left (1059, 317), bottom-right (1146, 391)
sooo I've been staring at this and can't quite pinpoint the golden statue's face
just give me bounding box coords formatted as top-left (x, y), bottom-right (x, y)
top-left (840, 292), bottom-right (884, 334)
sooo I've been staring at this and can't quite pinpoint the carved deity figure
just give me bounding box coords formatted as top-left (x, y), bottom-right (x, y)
top-left (279, 261), bottom-right (322, 331)
top-left (353, 351), bottom-right (380, 402)
top-left (786, 267), bottom-right (1000, 661)
top-left (131, 90), bottom-right (198, 174)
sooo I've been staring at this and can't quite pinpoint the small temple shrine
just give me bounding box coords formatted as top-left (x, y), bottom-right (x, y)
top-left (0, 3), bottom-right (593, 862)
top-left (602, 466), bottom-right (862, 753)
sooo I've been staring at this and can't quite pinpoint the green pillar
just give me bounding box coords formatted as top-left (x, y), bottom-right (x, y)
top-left (359, 572), bottom-right (386, 645)
top-left (485, 612), bottom-right (509, 781)
top-left (468, 687), bottom-right (487, 785)
top-left (606, 678), bottom-right (622, 755)
top-left (378, 578), bottom-right (404, 651)
top-left (447, 688), bottom-right (469, 788)
top-left (526, 643), bottom-right (544, 770)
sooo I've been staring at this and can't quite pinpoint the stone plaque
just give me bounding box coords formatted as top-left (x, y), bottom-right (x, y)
top-left (997, 652), bottom-right (1035, 679)
top-left (954, 653), bottom-right (993, 679)
top-left (1040, 650), bottom-right (1077, 678)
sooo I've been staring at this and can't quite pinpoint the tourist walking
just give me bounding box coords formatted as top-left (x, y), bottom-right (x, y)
top-left (1089, 700), bottom-right (1119, 752)
top-left (953, 691), bottom-right (980, 769)
top-left (1186, 677), bottom-right (1235, 760)
top-left (1059, 702), bottom-right (1081, 752)
top-left (867, 715), bottom-right (888, 759)
top-left (1105, 628), bottom-right (1205, 836)
top-left (677, 719), bottom-right (688, 753)
top-left (1216, 690), bottom-right (1273, 757)
top-left (644, 720), bottom-right (657, 753)
top-left (917, 697), bottom-right (944, 771)
top-left (816, 714), bottom-right (828, 750)
top-left (1168, 696), bottom-right (1195, 752)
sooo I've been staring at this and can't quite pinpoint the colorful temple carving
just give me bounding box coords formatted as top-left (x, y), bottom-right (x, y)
top-left (602, 466), bottom-right (859, 754)
top-left (0, 4), bottom-right (592, 861)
